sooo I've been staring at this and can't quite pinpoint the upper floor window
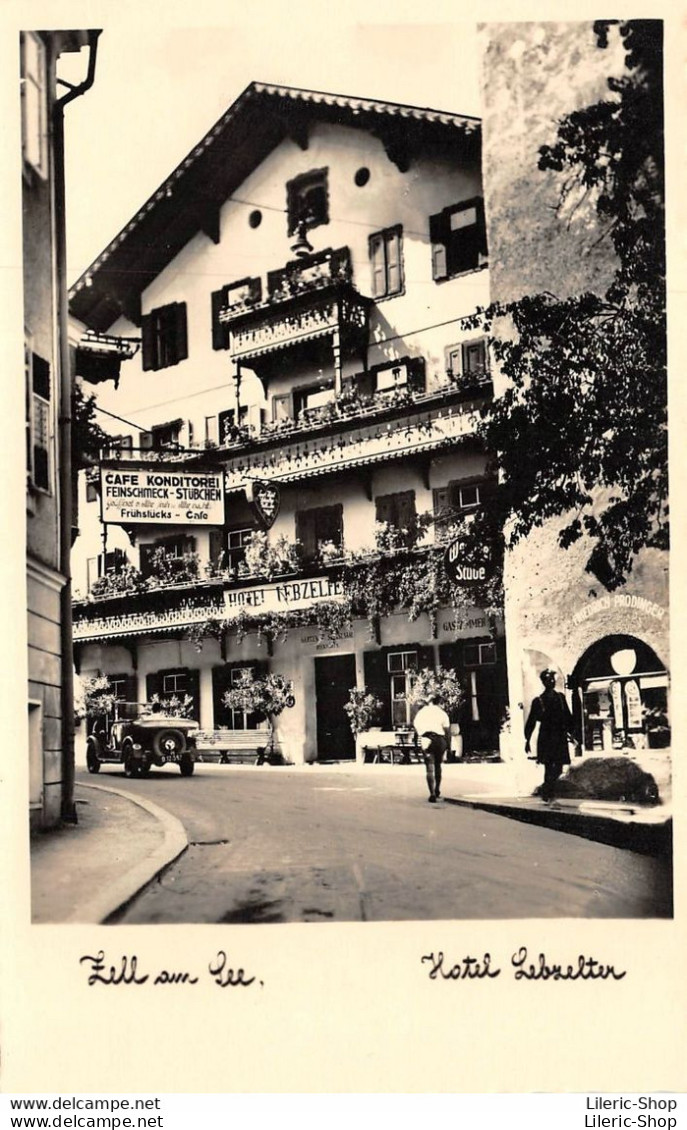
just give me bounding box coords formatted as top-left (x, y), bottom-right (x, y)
top-left (218, 406), bottom-right (249, 445)
top-left (375, 491), bottom-right (416, 532)
top-left (446, 339), bottom-right (489, 383)
top-left (141, 302), bottom-right (188, 371)
top-left (370, 357), bottom-right (425, 398)
top-left (286, 168), bottom-right (329, 236)
top-left (226, 528), bottom-right (254, 574)
top-left (140, 419), bottom-right (183, 451)
top-left (26, 344), bottom-right (52, 494)
top-left (369, 225), bottom-right (403, 299)
top-left (100, 434), bottom-right (133, 463)
top-left (430, 197), bottom-right (487, 281)
top-left (433, 479), bottom-right (486, 526)
top-left (294, 381), bottom-right (335, 418)
top-left (20, 33), bottom-right (47, 179)
top-left (295, 504), bottom-right (343, 563)
top-left (87, 548), bottom-right (127, 591)
top-left (139, 534), bottom-right (196, 578)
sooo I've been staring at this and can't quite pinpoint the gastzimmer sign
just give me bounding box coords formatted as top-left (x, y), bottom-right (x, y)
top-left (444, 538), bottom-right (488, 584)
top-left (100, 464), bottom-right (225, 526)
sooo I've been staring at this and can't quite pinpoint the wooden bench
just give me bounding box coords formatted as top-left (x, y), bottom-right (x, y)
top-left (195, 729), bottom-right (282, 765)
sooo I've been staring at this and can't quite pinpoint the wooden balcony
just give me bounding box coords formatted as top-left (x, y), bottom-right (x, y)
top-left (217, 247), bottom-right (371, 362)
top-left (222, 397), bottom-right (484, 491)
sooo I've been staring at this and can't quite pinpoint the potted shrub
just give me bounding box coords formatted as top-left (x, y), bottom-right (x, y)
top-left (343, 688), bottom-right (383, 736)
top-left (222, 671), bottom-right (295, 764)
top-left (343, 688), bottom-right (383, 762)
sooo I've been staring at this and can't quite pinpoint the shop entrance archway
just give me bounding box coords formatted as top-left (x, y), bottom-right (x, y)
top-left (570, 634), bottom-right (670, 753)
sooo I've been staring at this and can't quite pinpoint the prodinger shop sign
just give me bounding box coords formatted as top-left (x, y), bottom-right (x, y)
top-left (100, 465), bottom-right (225, 526)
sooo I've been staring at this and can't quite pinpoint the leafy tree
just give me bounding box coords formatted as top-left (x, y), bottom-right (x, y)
top-left (471, 20), bottom-right (666, 591)
top-left (72, 381), bottom-right (111, 472)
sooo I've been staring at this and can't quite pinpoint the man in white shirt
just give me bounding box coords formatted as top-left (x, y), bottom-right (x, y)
top-left (413, 695), bottom-right (451, 803)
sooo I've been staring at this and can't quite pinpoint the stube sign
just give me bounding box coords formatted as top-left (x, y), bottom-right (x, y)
top-left (100, 464), bottom-right (225, 526)
top-left (444, 538), bottom-right (488, 584)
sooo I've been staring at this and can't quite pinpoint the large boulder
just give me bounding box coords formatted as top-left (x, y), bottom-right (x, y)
top-left (545, 757), bottom-right (660, 805)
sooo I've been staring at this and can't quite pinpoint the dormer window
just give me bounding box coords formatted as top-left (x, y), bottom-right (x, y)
top-left (286, 169), bottom-right (329, 236)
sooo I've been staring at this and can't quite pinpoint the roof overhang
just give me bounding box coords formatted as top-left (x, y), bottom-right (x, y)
top-left (69, 82), bottom-right (481, 333)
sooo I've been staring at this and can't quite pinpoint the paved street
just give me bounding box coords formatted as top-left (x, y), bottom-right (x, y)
top-left (77, 766), bottom-right (672, 923)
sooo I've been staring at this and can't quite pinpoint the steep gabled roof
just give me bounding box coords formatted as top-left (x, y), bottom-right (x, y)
top-left (69, 82), bottom-right (480, 333)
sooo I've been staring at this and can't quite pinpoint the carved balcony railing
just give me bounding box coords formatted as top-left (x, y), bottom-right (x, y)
top-left (221, 399), bottom-right (484, 490)
top-left (217, 247), bottom-right (371, 361)
top-left (72, 571), bottom-right (347, 643)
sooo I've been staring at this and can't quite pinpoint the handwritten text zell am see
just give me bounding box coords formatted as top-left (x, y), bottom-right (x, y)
top-left (79, 951), bottom-right (262, 988)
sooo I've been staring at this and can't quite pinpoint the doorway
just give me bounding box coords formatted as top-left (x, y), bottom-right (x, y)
top-left (314, 653), bottom-right (356, 760)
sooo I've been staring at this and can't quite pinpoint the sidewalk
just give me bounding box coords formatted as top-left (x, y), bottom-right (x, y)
top-left (30, 782), bottom-right (187, 924)
top-left (30, 758), bottom-right (672, 924)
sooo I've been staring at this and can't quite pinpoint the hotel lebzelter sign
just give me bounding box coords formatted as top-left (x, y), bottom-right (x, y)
top-left (100, 464), bottom-right (225, 526)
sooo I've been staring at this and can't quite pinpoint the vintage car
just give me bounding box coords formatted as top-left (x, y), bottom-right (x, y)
top-left (86, 702), bottom-right (199, 777)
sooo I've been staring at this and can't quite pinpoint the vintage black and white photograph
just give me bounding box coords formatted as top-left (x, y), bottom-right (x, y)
top-left (21, 15), bottom-right (672, 934)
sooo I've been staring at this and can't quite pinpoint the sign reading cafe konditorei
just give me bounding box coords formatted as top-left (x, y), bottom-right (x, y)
top-left (100, 464), bottom-right (225, 526)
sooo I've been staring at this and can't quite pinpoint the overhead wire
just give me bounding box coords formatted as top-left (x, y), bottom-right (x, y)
top-left (90, 304), bottom-right (487, 427)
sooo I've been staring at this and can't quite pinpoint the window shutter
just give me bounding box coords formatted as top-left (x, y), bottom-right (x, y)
top-left (431, 243), bottom-right (447, 281)
top-left (476, 197), bottom-right (487, 258)
top-left (31, 354), bottom-right (51, 491)
top-left (272, 394), bottom-right (292, 422)
top-left (174, 303), bottom-right (188, 364)
top-left (140, 544), bottom-right (155, 576)
top-left (141, 314), bottom-right (155, 371)
top-left (433, 486), bottom-right (450, 516)
top-left (417, 644), bottom-right (435, 674)
top-left (145, 672), bottom-right (162, 701)
top-left (86, 557), bottom-right (99, 590)
top-left (212, 665), bottom-right (232, 728)
top-left (370, 233), bottom-right (386, 298)
top-left (32, 354), bottom-right (50, 399)
top-left (295, 510), bottom-right (317, 562)
top-left (32, 397), bottom-right (50, 490)
top-left (386, 228), bottom-right (402, 294)
top-left (375, 495), bottom-right (393, 525)
top-left (396, 490), bottom-right (416, 530)
top-left (429, 211), bottom-right (448, 280)
top-left (211, 288), bottom-right (228, 351)
top-left (125, 674), bottom-right (139, 704)
top-left (209, 529), bottom-right (225, 568)
top-left (328, 503), bottom-right (344, 548)
top-left (363, 650), bottom-right (392, 728)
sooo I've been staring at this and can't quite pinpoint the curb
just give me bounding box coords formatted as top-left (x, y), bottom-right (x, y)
top-left (444, 796), bottom-right (672, 856)
top-left (70, 783), bottom-right (189, 924)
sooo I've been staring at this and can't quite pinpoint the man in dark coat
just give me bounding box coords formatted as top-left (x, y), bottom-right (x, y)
top-left (524, 669), bottom-right (578, 801)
